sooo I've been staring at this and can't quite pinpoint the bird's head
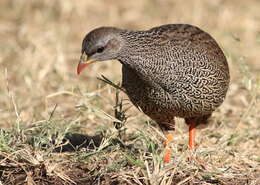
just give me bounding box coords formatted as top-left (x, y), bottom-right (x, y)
top-left (77, 27), bottom-right (123, 74)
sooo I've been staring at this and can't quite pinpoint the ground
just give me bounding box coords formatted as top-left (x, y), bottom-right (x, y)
top-left (0, 0), bottom-right (259, 184)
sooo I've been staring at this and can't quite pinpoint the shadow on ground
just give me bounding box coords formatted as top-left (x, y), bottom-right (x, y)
top-left (53, 131), bottom-right (128, 153)
top-left (53, 133), bottom-right (103, 152)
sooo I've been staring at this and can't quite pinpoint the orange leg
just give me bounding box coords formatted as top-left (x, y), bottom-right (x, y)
top-left (163, 135), bottom-right (173, 163)
top-left (188, 120), bottom-right (196, 150)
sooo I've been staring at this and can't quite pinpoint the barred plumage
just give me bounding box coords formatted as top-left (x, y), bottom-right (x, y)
top-left (78, 23), bottom-right (230, 140)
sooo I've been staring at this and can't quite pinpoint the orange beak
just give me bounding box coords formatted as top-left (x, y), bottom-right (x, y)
top-left (77, 52), bottom-right (97, 74)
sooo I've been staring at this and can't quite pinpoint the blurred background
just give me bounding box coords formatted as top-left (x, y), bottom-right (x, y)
top-left (0, 0), bottom-right (259, 130)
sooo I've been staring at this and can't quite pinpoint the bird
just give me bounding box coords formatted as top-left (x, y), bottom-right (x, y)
top-left (77, 24), bottom-right (230, 162)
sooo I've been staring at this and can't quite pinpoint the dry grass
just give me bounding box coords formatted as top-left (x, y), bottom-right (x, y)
top-left (0, 0), bottom-right (260, 184)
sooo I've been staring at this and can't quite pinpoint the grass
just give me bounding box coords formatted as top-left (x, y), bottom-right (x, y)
top-left (0, 0), bottom-right (260, 184)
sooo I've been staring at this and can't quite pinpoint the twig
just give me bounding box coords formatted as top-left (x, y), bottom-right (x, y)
top-left (97, 75), bottom-right (126, 93)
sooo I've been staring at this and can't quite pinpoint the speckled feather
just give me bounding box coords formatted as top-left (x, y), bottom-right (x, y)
top-left (81, 24), bottom-right (230, 130)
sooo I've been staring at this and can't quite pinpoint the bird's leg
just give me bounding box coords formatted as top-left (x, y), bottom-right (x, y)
top-left (163, 134), bottom-right (173, 163)
top-left (188, 120), bottom-right (208, 167)
top-left (159, 120), bottom-right (175, 163)
top-left (188, 120), bottom-right (196, 150)
top-left (186, 115), bottom-right (211, 150)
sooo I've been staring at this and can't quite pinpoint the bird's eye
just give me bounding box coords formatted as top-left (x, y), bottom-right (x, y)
top-left (97, 47), bottom-right (104, 53)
